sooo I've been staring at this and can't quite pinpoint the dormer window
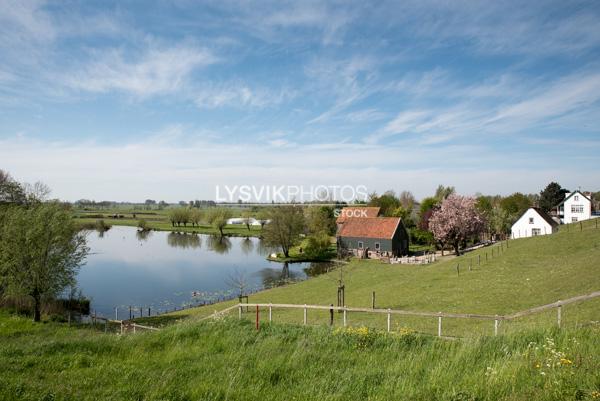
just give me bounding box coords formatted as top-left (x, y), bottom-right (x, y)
top-left (574, 195), bottom-right (579, 201)
top-left (529, 217), bottom-right (534, 224)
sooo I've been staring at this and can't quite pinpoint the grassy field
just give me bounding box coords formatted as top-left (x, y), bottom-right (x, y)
top-left (75, 216), bottom-right (263, 237)
top-left (0, 311), bottom-right (598, 401)
top-left (150, 219), bottom-right (600, 337)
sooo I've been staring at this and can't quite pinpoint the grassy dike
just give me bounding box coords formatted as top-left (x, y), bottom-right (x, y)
top-left (153, 219), bottom-right (600, 337)
top-left (0, 311), bottom-right (599, 401)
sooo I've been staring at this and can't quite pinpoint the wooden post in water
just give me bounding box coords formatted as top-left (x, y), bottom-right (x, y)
top-left (148, 307), bottom-right (151, 317)
top-left (437, 313), bottom-right (442, 337)
top-left (129, 306), bottom-right (132, 320)
top-left (387, 309), bottom-right (391, 333)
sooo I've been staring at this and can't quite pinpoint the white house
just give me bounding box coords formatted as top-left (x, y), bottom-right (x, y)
top-left (511, 208), bottom-right (558, 239)
top-left (556, 190), bottom-right (593, 224)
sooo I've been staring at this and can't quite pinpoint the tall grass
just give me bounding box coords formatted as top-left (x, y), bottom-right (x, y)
top-left (0, 311), bottom-right (598, 400)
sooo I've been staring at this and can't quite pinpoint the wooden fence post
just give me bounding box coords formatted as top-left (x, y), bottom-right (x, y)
top-left (437, 313), bottom-right (442, 337)
top-left (557, 302), bottom-right (562, 328)
top-left (238, 304), bottom-right (242, 319)
top-left (256, 305), bottom-right (259, 331)
top-left (269, 303), bottom-right (272, 322)
top-left (494, 316), bottom-right (499, 336)
top-left (303, 304), bottom-right (307, 325)
top-left (387, 309), bottom-right (391, 333)
top-left (343, 307), bottom-right (347, 327)
top-left (372, 291), bottom-right (375, 309)
top-left (329, 304), bottom-right (334, 326)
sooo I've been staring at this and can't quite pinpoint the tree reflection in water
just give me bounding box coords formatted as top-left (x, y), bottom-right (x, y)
top-left (207, 235), bottom-right (231, 254)
top-left (258, 262), bottom-right (299, 288)
top-left (303, 261), bottom-right (336, 277)
top-left (136, 229), bottom-right (153, 242)
top-left (167, 232), bottom-right (202, 249)
top-left (240, 237), bottom-right (254, 255)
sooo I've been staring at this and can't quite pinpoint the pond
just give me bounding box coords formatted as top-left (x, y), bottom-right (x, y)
top-left (76, 226), bottom-right (334, 318)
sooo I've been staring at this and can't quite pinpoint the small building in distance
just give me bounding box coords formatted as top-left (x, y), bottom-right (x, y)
top-left (555, 190), bottom-right (593, 224)
top-left (337, 217), bottom-right (409, 257)
top-left (511, 207), bottom-right (558, 239)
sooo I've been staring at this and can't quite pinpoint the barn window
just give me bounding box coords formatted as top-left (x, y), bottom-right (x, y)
top-left (529, 217), bottom-right (534, 224)
top-left (375, 242), bottom-right (380, 250)
top-left (532, 228), bottom-right (541, 236)
top-left (358, 241), bottom-right (363, 249)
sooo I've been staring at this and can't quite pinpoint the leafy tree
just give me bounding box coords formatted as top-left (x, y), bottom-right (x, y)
top-left (190, 208), bottom-right (203, 227)
top-left (241, 210), bottom-right (253, 231)
top-left (418, 197), bottom-right (438, 230)
top-left (434, 185), bottom-right (455, 202)
top-left (262, 205), bottom-right (305, 257)
top-left (0, 170), bottom-right (26, 205)
top-left (305, 206), bottom-right (336, 236)
top-left (368, 190), bottom-right (400, 216)
top-left (0, 203), bottom-right (89, 321)
top-left (539, 182), bottom-right (569, 213)
top-left (429, 194), bottom-right (486, 256)
top-left (206, 208), bottom-right (232, 236)
top-left (304, 231), bottom-right (331, 258)
top-left (500, 193), bottom-right (531, 221)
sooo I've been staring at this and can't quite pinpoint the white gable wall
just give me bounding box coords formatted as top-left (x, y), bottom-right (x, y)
top-left (511, 208), bottom-right (555, 239)
top-left (562, 192), bottom-right (592, 223)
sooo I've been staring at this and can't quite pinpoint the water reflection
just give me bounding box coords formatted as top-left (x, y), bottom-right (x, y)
top-left (240, 237), bottom-right (254, 255)
top-left (206, 235), bottom-right (231, 254)
top-left (167, 232), bottom-right (202, 249)
top-left (258, 262), bottom-right (302, 288)
top-left (136, 229), bottom-right (153, 242)
top-left (303, 261), bottom-right (336, 277)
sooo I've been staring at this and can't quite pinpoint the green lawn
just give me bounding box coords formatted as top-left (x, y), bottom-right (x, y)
top-left (0, 311), bottom-right (598, 401)
top-left (155, 219), bottom-right (600, 337)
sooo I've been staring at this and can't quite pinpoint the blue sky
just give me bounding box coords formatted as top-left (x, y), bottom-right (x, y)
top-left (1, 0), bottom-right (599, 202)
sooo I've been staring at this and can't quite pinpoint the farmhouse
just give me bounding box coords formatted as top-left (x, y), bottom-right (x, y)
top-left (511, 207), bottom-right (558, 239)
top-left (337, 217), bottom-right (409, 257)
top-left (555, 190), bottom-right (593, 223)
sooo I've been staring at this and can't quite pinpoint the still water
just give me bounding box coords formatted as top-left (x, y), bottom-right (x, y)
top-left (77, 226), bottom-right (333, 318)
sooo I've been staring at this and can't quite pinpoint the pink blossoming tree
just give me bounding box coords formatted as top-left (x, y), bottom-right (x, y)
top-left (429, 194), bottom-right (486, 256)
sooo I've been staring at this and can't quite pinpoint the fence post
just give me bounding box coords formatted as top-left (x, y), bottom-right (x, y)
top-left (129, 305), bottom-right (132, 320)
top-left (494, 316), bottom-right (499, 336)
top-left (557, 302), bottom-right (562, 328)
top-left (238, 304), bottom-right (242, 319)
top-left (372, 291), bottom-right (375, 309)
top-left (330, 304), bottom-right (334, 326)
top-left (343, 307), bottom-right (347, 327)
top-left (120, 321), bottom-right (123, 335)
top-left (256, 305), bottom-right (259, 331)
top-left (438, 312), bottom-right (442, 337)
top-left (269, 303), bottom-right (272, 322)
top-left (303, 304), bottom-right (307, 325)
top-left (133, 325), bottom-right (136, 334)
top-left (387, 309), bottom-right (391, 333)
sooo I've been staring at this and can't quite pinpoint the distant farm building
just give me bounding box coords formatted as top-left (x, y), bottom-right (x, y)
top-left (337, 217), bottom-right (409, 257)
top-left (511, 208), bottom-right (558, 239)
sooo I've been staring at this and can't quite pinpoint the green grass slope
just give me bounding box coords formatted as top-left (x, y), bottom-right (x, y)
top-left (157, 219), bottom-right (600, 337)
top-left (1, 312), bottom-right (599, 401)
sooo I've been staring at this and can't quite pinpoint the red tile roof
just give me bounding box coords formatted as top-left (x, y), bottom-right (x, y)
top-left (337, 217), bottom-right (401, 239)
top-left (336, 206), bottom-right (381, 223)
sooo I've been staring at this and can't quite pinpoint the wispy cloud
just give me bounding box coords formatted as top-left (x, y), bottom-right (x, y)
top-left (65, 45), bottom-right (218, 97)
top-left (194, 83), bottom-right (295, 109)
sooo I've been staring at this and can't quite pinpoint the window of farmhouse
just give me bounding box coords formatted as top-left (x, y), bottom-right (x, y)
top-left (572, 217), bottom-right (578, 222)
top-left (358, 241), bottom-right (364, 249)
top-left (529, 217), bottom-right (534, 224)
top-left (571, 204), bottom-right (584, 213)
top-left (574, 195), bottom-right (579, 201)
top-left (532, 228), bottom-right (541, 236)
top-left (375, 242), bottom-right (380, 250)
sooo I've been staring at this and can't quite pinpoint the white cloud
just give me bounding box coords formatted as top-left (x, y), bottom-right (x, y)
top-left (194, 83), bottom-right (295, 109)
top-left (66, 45), bottom-right (218, 97)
